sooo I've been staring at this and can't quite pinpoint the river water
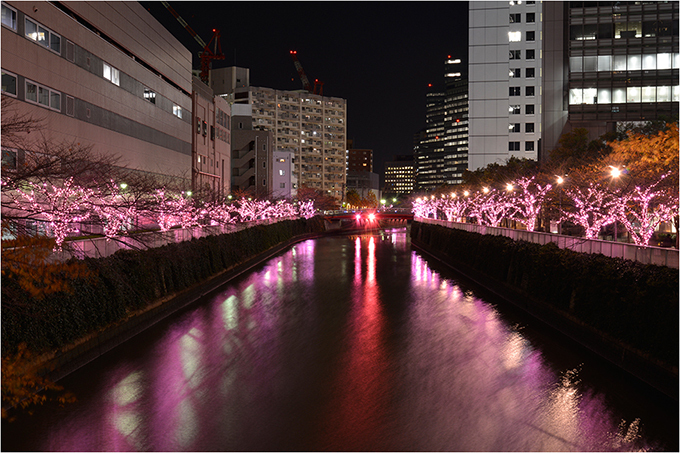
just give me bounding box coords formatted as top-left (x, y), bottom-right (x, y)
top-left (2, 228), bottom-right (677, 451)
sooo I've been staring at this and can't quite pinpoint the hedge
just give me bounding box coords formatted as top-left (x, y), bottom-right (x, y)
top-left (2, 217), bottom-right (325, 357)
top-left (410, 221), bottom-right (679, 367)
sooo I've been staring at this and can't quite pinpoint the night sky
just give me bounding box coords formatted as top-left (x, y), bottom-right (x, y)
top-left (141, 1), bottom-right (469, 179)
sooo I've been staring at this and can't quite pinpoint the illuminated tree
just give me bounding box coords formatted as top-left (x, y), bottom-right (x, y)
top-left (616, 174), bottom-right (679, 246)
top-left (439, 192), bottom-right (470, 222)
top-left (467, 189), bottom-right (514, 227)
top-left (561, 183), bottom-right (619, 239)
top-left (507, 176), bottom-right (552, 232)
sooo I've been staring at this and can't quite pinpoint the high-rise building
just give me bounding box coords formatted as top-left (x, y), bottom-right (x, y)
top-left (468, 1), bottom-right (543, 171)
top-left (384, 155), bottom-right (415, 195)
top-left (1, 1), bottom-right (193, 183)
top-left (346, 148), bottom-right (373, 173)
top-left (415, 56), bottom-right (469, 191)
top-left (214, 70), bottom-right (347, 201)
top-left (469, 1), bottom-right (679, 171)
top-left (566, 1), bottom-right (679, 135)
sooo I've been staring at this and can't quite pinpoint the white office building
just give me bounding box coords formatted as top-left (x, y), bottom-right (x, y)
top-left (469, 0), bottom-right (544, 170)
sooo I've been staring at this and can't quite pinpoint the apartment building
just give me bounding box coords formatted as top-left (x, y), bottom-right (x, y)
top-left (272, 150), bottom-right (296, 199)
top-left (1, 1), bottom-right (193, 183)
top-left (214, 72), bottom-right (347, 200)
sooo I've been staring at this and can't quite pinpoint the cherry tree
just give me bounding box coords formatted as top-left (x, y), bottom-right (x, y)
top-left (467, 189), bottom-right (514, 227)
top-left (507, 176), bottom-right (552, 232)
top-left (298, 200), bottom-right (316, 219)
top-left (8, 178), bottom-right (96, 250)
top-left (440, 193), bottom-right (470, 222)
top-left (616, 174), bottom-right (679, 246)
top-left (562, 183), bottom-right (619, 239)
top-left (412, 196), bottom-right (438, 219)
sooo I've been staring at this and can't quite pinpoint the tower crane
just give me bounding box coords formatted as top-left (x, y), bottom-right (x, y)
top-left (289, 50), bottom-right (323, 95)
top-left (161, 1), bottom-right (224, 85)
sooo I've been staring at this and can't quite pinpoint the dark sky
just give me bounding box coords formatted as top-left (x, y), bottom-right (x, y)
top-left (141, 1), bottom-right (469, 177)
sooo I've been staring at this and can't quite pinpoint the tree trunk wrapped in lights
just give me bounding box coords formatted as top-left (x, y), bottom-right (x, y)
top-left (507, 176), bottom-right (552, 232)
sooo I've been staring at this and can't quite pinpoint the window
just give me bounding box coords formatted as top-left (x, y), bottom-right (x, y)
top-left (2, 3), bottom-right (16, 30)
top-left (526, 67), bottom-right (535, 78)
top-left (526, 86), bottom-right (535, 96)
top-left (526, 31), bottom-right (535, 41)
top-left (210, 125), bottom-right (215, 141)
top-left (525, 141), bottom-right (535, 151)
top-left (25, 18), bottom-right (60, 53)
top-left (144, 88), bottom-right (156, 104)
top-left (509, 142), bottom-right (520, 151)
top-left (526, 104), bottom-right (535, 114)
top-left (509, 13), bottom-right (521, 23)
top-left (509, 50), bottom-right (521, 60)
top-left (509, 123), bottom-right (520, 133)
top-left (526, 123), bottom-right (535, 133)
top-left (509, 31), bottom-right (521, 42)
top-left (25, 79), bottom-right (60, 111)
top-left (196, 118), bottom-right (201, 133)
top-left (526, 12), bottom-right (535, 23)
top-left (280, 183), bottom-right (286, 189)
top-left (173, 105), bottom-right (183, 119)
top-left (509, 105), bottom-right (521, 114)
top-left (103, 62), bottom-right (120, 86)
top-left (509, 87), bottom-right (521, 96)
top-left (202, 120), bottom-right (207, 136)
top-left (1, 70), bottom-right (17, 96)
top-left (262, 179), bottom-right (266, 186)
top-left (279, 169), bottom-right (286, 176)
top-left (262, 161), bottom-right (266, 168)
top-left (526, 49), bottom-right (535, 60)
top-left (510, 68), bottom-right (521, 78)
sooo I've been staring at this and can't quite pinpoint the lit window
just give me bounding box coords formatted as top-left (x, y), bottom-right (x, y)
top-left (509, 68), bottom-right (521, 78)
top-left (509, 105), bottom-right (521, 114)
top-left (173, 105), bottom-right (183, 118)
top-left (2, 3), bottom-right (17, 30)
top-left (509, 123), bottom-right (520, 133)
top-left (25, 17), bottom-right (60, 53)
top-left (509, 50), bottom-right (521, 60)
top-left (103, 62), bottom-right (120, 86)
top-left (279, 169), bottom-right (285, 176)
top-left (509, 13), bottom-right (521, 23)
top-left (144, 87), bottom-right (156, 104)
top-left (508, 31), bottom-right (521, 42)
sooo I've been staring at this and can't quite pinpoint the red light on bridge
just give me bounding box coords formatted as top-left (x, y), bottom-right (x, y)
top-left (355, 214), bottom-right (362, 221)
top-left (368, 213), bottom-right (376, 221)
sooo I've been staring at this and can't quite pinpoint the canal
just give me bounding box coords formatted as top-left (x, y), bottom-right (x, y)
top-left (3, 228), bottom-right (677, 451)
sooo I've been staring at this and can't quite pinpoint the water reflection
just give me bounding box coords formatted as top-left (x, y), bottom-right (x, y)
top-left (2, 229), bottom-right (672, 451)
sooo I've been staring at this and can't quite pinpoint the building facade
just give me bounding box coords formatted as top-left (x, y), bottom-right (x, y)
top-left (415, 56), bottom-right (469, 191)
top-left (1, 1), bottom-right (193, 183)
top-left (346, 148), bottom-right (373, 173)
top-left (383, 155), bottom-right (415, 195)
top-left (468, 1), bottom-right (543, 171)
top-left (272, 150), bottom-right (296, 199)
top-left (469, 1), bottom-right (679, 170)
top-left (215, 75), bottom-right (347, 200)
top-left (192, 76), bottom-right (230, 195)
top-left (230, 103), bottom-right (274, 197)
top-left (566, 1), bottom-right (679, 136)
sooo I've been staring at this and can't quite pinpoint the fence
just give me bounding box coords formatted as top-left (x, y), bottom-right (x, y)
top-left (50, 217), bottom-right (298, 262)
top-left (416, 217), bottom-right (679, 269)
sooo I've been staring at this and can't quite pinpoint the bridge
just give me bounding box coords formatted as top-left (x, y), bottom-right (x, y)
top-left (322, 209), bottom-right (414, 230)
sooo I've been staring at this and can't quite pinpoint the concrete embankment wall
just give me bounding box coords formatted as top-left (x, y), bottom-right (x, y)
top-left (410, 221), bottom-right (678, 401)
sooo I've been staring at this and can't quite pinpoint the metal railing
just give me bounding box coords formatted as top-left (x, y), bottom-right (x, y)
top-left (416, 217), bottom-right (679, 269)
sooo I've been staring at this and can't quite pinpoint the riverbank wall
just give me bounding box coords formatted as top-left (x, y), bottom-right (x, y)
top-left (2, 217), bottom-right (326, 383)
top-left (410, 220), bottom-right (678, 400)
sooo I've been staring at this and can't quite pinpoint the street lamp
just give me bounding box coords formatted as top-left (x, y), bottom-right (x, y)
top-left (610, 166), bottom-right (621, 242)
top-left (556, 175), bottom-right (564, 235)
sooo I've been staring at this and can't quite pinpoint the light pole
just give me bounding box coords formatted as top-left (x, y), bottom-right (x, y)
top-left (610, 166), bottom-right (621, 242)
top-left (556, 176), bottom-right (564, 235)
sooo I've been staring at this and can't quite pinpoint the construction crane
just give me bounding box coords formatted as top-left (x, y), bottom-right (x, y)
top-left (289, 50), bottom-right (323, 95)
top-left (161, 1), bottom-right (224, 85)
